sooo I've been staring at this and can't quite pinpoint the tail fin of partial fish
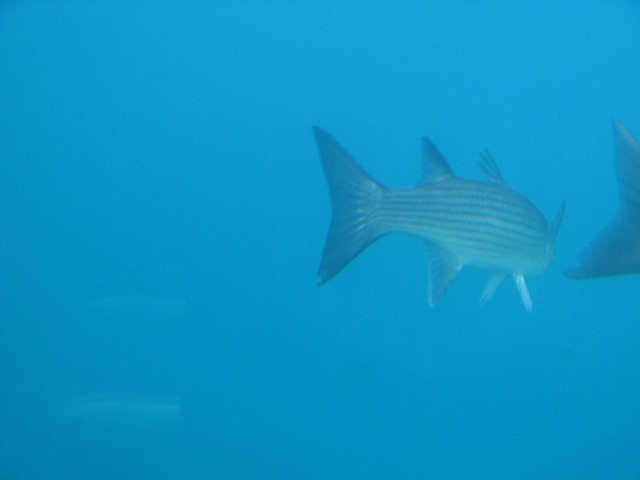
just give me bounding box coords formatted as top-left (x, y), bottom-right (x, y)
top-left (313, 127), bottom-right (387, 284)
top-left (565, 121), bottom-right (640, 279)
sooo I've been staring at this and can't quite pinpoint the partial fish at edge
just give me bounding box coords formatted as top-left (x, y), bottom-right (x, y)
top-left (565, 121), bottom-right (640, 279)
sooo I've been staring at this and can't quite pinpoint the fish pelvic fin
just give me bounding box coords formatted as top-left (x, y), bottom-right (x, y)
top-left (514, 274), bottom-right (532, 313)
top-left (314, 127), bottom-right (387, 284)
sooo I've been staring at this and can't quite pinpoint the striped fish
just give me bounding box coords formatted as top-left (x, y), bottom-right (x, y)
top-left (314, 126), bottom-right (565, 312)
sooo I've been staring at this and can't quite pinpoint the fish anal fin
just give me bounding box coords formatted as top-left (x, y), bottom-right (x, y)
top-left (479, 273), bottom-right (506, 307)
top-left (426, 246), bottom-right (460, 306)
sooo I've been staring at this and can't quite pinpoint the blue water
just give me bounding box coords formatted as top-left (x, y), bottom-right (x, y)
top-left (1, 2), bottom-right (639, 478)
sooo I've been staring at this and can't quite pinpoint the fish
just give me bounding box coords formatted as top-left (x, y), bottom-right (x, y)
top-left (313, 126), bottom-right (565, 311)
top-left (565, 121), bottom-right (640, 279)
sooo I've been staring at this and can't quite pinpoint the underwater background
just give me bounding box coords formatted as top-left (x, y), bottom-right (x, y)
top-left (1, 1), bottom-right (640, 478)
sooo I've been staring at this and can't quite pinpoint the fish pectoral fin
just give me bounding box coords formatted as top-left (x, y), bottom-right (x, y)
top-left (479, 273), bottom-right (506, 306)
top-left (426, 246), bottom-right (461, 306)
top-left (513, 274), bottom-right (532, 313)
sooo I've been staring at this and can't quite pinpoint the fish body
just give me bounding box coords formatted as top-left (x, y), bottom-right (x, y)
top-left (565, 121), bottom-right (640, 279)
top-left (314, 127), bottom-right (565, 311)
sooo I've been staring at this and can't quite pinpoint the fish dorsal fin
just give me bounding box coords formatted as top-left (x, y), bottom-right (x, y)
top-left (478, 150), bottom-right (505, 185)
top-left (425, 244), bottom-right (461, 306)
top-left (614, 120), bottom-right (640, 212)
top-left (419, 138), bottom-right (455, 185)
top-left (546, 201), bottom-right (566, 245)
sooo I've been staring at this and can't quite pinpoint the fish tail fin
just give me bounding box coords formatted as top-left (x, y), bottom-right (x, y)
top-left (313, 126), bottom-right (388, 284)
top-left (565, 121), bottom-right (640, 279)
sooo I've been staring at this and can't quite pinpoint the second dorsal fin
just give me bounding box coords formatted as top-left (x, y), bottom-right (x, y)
top-left (478, 150), bottom-right (506, 185)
